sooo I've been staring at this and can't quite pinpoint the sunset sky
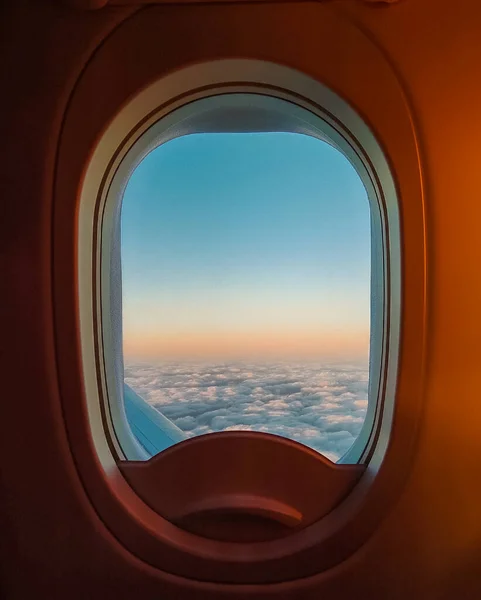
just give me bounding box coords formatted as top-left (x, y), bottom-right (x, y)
top-left (121, 131), bottom-right (370, 362)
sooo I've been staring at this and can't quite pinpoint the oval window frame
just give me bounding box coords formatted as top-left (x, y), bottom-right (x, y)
top-left (53, 6), bottom-right (426, 585)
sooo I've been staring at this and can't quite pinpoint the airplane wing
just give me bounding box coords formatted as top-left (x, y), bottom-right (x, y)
top-left (123, 383), bottom-right (187, 456)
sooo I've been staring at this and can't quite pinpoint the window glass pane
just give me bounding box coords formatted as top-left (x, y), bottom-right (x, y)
top-left (121, 131), bottom-right (370, 462)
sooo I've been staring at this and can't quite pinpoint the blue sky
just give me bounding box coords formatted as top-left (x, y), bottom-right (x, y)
top-left (121, 132), bottom-right (370, 361)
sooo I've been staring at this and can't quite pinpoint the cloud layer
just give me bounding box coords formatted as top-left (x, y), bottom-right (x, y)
top-left (124, 361), bottom-right (369, 462)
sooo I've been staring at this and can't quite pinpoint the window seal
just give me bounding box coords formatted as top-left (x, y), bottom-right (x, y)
top-left (97, 88), bottom-right (391, 465)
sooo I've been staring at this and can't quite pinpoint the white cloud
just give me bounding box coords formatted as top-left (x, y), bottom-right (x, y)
top-left (124, 360), bottom-right (369, 462)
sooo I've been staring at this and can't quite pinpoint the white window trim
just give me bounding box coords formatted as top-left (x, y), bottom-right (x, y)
top-left (79, 58), bottom-right (400, 471)
top-left (96, 88), bottom-right (395, 465)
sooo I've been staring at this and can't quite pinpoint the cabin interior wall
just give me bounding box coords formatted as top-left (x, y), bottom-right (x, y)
top-left (1, 0), bottom-right (480, 597)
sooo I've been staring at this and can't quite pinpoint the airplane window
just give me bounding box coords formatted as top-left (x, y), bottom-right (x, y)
top-left (120, 129), bottom-right (372, 463)
top-left (73, 55), bottom-right (413, 580)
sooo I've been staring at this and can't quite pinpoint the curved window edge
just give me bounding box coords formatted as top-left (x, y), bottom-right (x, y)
top-left (57, 52), bottom-right (425, 584)
top-left (99, 90), bottom-right (391, 466)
